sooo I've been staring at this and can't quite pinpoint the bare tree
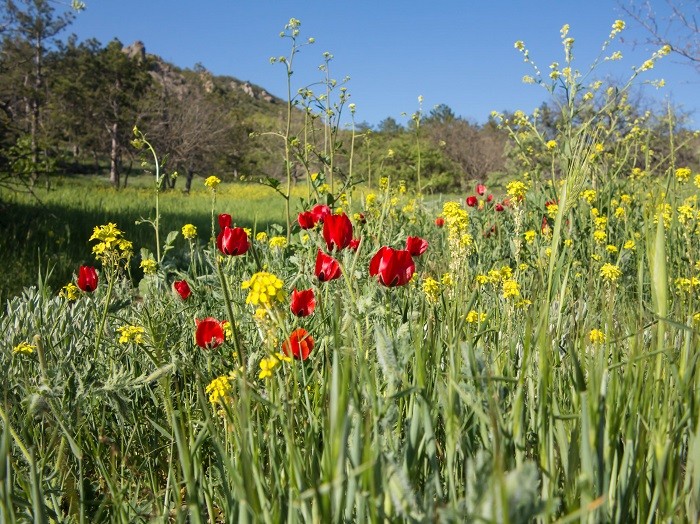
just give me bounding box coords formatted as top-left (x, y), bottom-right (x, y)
top-left (619, 1), bottom-right (699, 72)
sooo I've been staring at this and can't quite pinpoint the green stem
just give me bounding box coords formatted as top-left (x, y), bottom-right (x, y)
top-left (93, 268), bottom-right (115, 355)
top-left (216, 259), bottom-right (244, 365)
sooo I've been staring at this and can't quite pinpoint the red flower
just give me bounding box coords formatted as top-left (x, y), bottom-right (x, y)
top-left (405, 236), bottom-right (428, 256)
top-left (297, 211), bottom-right (316, 229)
top-left (217, 226), bottom-right (249, 256)
top-left (435, 217), bottom-right (445, 227)
top-left (369, 246), bottom-right (415, 287)
top-left (541, 215), bottom-right (550, 234)
top-left (323, 212), bottom-right (353, 251)
top-left (173, 280), bottom-right (191, 300)
top-left (290, 288), bottom-right (316, 317)
top-left (494, 202), bottom-right (505, 212)
top-left (466, 195), bottom-right (478, 207)
top-left (476, 184), bottom-right (487, 196)
top-left (218, 213), bottom-right (232, 230)
top-left (77, 265), bottom-right (98, 292)
top-left (311, 204), bottom-right (331, 224)
top-left (315, 249), bottom-right (341, 282)
top-left (348, 238), bottom-right (361, 252)
top-left (195, 317), bottom-right (225, 349)
top-left (486, 194), bottom-right (494, 203)
top-left (282, 328), bottom-right (315, 360)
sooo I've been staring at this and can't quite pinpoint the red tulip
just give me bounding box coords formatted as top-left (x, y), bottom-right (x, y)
top-left (77, 265), bottom-right (98, 292)
top-left (315, 249), bottom-right (341, 282)
top-left (217, 226), bottom-right (249, 256)
top-left (290, 288), bottom-right (316, 317)
top-left (476, 184), bottom-right (487, 196)
top-left (369, 246), bottom-right (415, 287)
top-left (406, 236), bottom-right (428, 256)
top-left (466, 195), bottom-right (478, 207)
top-left (495, 202), bottom-right (505, 212)
top-left (486, 194), bottom-right (494, 202)
top-left (435, 217), bottom-right (445, 227)
top-left (311, 204), bottom-right (331, 224)
top-left (297, 211), bottom-right (315, 229)
top-left (173, 280), bottom-right (191, 300)
top-left (323, 212), bottom-right (353, 251)
top-left (349, 238), bottom-right (361, 252)
top-left (282, 328), bottom-right (314, 360)
top-left (195, 317), bottom-right (225, 349)
top-left (218, 213), bottom-right (232, 230)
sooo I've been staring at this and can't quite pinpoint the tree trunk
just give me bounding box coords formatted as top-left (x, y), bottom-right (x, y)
top-left (109, 121), bottom-right (120, 187)
top-left (184, 168), bottom-right (195, 193)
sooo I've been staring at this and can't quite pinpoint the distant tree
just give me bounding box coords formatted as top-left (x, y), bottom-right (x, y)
top-left (377, 116), bottom-right (402, 135)
top-left (425, 103), bottom-right (456, 124)
top-left (1, 0), bottom-right (74, 187)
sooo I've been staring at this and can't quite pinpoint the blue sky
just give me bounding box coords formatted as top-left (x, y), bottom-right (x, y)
top-left (66, 1), bottom-right (699, 128)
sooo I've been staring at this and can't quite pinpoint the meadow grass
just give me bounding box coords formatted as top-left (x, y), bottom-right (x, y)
top-left (1, 17), bottom-right (700, 524)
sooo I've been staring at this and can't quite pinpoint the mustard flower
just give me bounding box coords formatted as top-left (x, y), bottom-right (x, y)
top-left (502, 279), bottom-right (520, 299)
top-left (593, 230), bottom-right (607, 243)
top-left (204, 176), bottom-right (221, 190)
top-left (524, 230), bottom-right (536, 243)
top-left (117, 325), bottom-right (145, 345)
top-left (600, 263), bottom-right (622, 282)
top-left (506, 180), bottom-right (528, 200)
top-left (675, 167), bottom-right (691, 183)
top-left (13, 341), bottom-right (35, 354)
top-left (182, 224), bottom-right (197, 239)
top-left (269, 236), bottom-right (287, 249)
top-left (466, 310), bottom-right (487, 324)
top-left (241, 272), bottom-right (285, 306)
top-left (59, 283), bottom-right (80, 301)
top-left (581, 189), bottom-right (596, 204)
top-left (140, 258), bottom-right (157, 275)
top-left (545, 140), bottom-right (557, 150)
top-left (623, 239), bottom-right (636, 251)
top-left (256, 232), bottom-right (268, 243)
top-left (606, 245), bottom-right (618, 254)
top-left (589, 329), bottom-right (606, 344)
top-left (422, 276), bottom-right (440, 305)
top-left (205, 375), bottom-right (233, 404)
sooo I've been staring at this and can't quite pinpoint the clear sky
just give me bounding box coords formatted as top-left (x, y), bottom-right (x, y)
top-left (64, 1), bottom-right (699, 128)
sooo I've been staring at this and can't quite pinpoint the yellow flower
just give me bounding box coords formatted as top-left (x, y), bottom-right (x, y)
top-left (506, 180), bottom-right (528, 200)
top-left (614, 207), bottom-right (626, 219)
top-left (675, 167), bottom-right (691, 183)
top-left (581, 189), bottom-right (596, 204)
top-left (117, 325), bottom-right (145, 345)
top-left (694, 174), bottom-right (700, 189)
top-left (365, 193), bottom-right (377, 208)
top-left (593, 230), bottom-right (607, 243)
top-left (59, 283), bottom-right (80, 301)
top-left (564, 239), bottom-right (573, 247)
top-left (606, 244), bottom-right (618, 254)
top-left (620, 194), bottom-right (632, 205)
top-left (589, 329), bottom-right (606, 344)
top-left (441, 273), bottom-right (453, 286)
top-left (545, 140), bottom-right (557, 150)
top-left (241, 272), bottom-right (285, 306)
top-left (611, 20), bottom-right (625, 32)
top-left (502, 279), bottom-right (520, 299)
top-left (600, 263), bottom-right (622, 282)
top-left (13, 341), bottom-right (35, 354)
top-left (475, 274), bottom-right (489, 286)
top-left (546, 203), bottom-right (559, 219)
top-left (623, 239), bottom-right (636, 251)
top-left (256, 232), bottom-right (268, 243)
top-left (422, 276), bottom-right (440, 305)
top-left (318, 183), bottom-right (331, 194)
top-left (379, 177), bottom-right (390, 190)
top-left (259, 355), bottom-right (280, 379)
top-left (466, 310), bottom-right (486, 324)
top-left (204, 176), bottom-right (221, 189)
top-left (639, 59), bottom-right (654, 71)
top-left (205, 375), bottom-right (233, 404)
top-left (182, 224), bottom-right (197, 239)
top-left (524, 230), bottom-right (536, 244)
top-left (269, 236), bottom-right (287, 249)
top-left (140, 258), bottom-right (158, 275)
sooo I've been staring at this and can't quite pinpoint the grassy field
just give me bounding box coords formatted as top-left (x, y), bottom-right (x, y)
top-left (0, 175), bottom-right (309, 301)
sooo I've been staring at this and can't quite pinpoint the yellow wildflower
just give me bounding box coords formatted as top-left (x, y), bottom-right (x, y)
top-left (600, 263), bottom-right (622, 282)
top-left (182, 224), bottom-right (197, 239)
top-left (204, 176), bottom-right (221, 189)
top-left (269, 236), bottom-right (287, 249)
top-left (205, 375), bottom-right (232, 404)
top-left (13, 341), bottom-right (35, 354)
top-left (59, 283), bottom-right (80, 301)
top-left (256, 232), bottom-right (268, 243)
top-left (422, 277), bottom-right (440, 305)
top-left (117, 325), bottom-right (145, 345)
top-left (506, 180), bottom-right (528, 200)
top-left (241, 272), bottom-right (285, 306)
top-left (140, 258), bottom-right (157, 275)
top-left (441, 273), bottom-right (453, 286)
top-left (524, 230), bottom-right (536, 243)
top-left (593, 230), bottom-right (607, 243)
top-left (675, 167), bottom-right (691, 183)
top-left (466, 310), bottom-right (487, 324)
top-left (581, 189), bottom-right (596, 204)
top-left (545, 140), bottom-right (557, 150)
top-left (606, 245), bottom-right (618, 254)
top-left (623, 239), bottom-right (636, 251)
top-left (502, 279), bottom-right (520, 299)
top-left (589, 329), bottom-right (606, 344)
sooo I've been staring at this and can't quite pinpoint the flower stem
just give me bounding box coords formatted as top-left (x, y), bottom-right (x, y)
top-left (93, 268), bottom-right (115, 354)
top-left (216, 259), bottom-right (244, 365)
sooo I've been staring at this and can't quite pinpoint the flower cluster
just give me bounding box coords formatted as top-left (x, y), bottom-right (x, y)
top-left (241, 272), bottom-right (285, 307)
top-left (117, 325), bottom-right (145, 345)
top-left (89, 223), bottom-right (133, 267)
